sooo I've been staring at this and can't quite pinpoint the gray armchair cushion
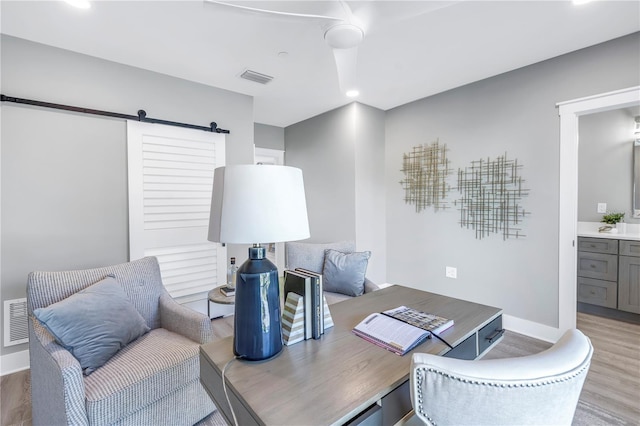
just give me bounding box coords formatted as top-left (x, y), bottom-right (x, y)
top-left (33, 275), bottom-right (150, 375)
top-left (285, 241), bottom-right (380, 302)
top-left (83, 328), bottom-right (209, 425)
top-left (322, 249), bottom-right (371, 296)
top-left (285, 241), bottom-right (355, 273)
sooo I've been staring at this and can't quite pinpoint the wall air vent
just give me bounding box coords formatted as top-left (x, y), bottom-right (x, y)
top-left (239, 69), bottom-right (274, 85)
top-left (4, 298), bottom-right (28, 347)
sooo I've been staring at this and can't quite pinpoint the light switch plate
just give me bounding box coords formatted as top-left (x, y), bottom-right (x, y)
top-left (446, 266), bottom-right (457, 279)
top-left (597, 203), bottom-right (607, 214)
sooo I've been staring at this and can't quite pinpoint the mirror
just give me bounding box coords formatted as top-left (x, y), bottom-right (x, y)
top-left (577, 106), bottom-right (640, 224)
top-left (634, 139), bottom-right (640, 218)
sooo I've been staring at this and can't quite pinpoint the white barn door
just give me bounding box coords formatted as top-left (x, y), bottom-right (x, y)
top-left (127, 121), bottom-right (226, 301)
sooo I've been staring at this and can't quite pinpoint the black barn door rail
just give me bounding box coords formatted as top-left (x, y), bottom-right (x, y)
top-left (0, 94), bottom-right (230, 134)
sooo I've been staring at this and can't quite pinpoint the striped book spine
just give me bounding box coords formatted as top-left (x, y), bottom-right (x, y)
top-left (282, 292), bottom-right (305, 345)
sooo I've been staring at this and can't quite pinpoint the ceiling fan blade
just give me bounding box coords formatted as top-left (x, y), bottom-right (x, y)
top-left (348, 1), bottom-right (457, 35)
top-left (203, 0), bottom-right (343, 24)
top-left (331, 46), bottom-right (358, 93)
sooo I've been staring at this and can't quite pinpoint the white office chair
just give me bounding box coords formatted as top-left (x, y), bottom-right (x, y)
top-left (408, 329), bottom-right (593, 426)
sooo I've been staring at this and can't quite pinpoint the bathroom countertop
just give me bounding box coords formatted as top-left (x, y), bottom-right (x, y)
top-left (577, 221), bottom-right (640, 241)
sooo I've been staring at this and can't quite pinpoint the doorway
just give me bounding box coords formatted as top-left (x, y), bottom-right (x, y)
top-left (557, 86), bottom-right (640, 335)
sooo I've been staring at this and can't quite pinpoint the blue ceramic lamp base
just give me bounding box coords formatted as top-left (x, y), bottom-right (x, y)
top-left (233, 245), bottom-right (283, 361)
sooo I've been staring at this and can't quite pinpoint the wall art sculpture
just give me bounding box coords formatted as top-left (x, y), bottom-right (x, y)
top-left (454, 153), bottom-right (530, 239)
top-left (400, 140), bottom-right (451, 212)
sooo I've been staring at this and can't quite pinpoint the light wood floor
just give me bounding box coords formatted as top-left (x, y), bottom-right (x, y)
top-left (1, 313), bottom-right (638, 426)
top-left (576, 312), bottom-right (640, 423)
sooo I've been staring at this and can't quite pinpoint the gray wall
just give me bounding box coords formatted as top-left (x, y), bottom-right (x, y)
top-left (284, 103), bottom-right (387, 283)
top-left (0, 35), bottom-right (254, 356)
top-left (285, 104), bottom-right (357, 243)
top-left (255, 123), bottom-right (285, 151)
top-left (353, 104), bottom-right (386, 284)
top-left (283, 34), bottom-right (639, 328)
top-left (385, 33), bottom-right (640, 328)
top-left (578, 107), bottom-right (640, 223)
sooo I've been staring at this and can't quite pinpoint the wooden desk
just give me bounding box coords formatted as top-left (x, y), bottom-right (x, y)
top-left (200, 285), bottom-right (503, 426)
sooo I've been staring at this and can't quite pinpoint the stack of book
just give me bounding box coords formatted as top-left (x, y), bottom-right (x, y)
top-left (282, 269), bottom-right (331, 341)
top-left (220, 286), bottom-right (235, 296)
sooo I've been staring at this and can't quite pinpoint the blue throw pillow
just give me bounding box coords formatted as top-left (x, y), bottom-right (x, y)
top-left (33, 275), bottom-right (150, 375)
top-left (322, 249), bottom-right (371, 297)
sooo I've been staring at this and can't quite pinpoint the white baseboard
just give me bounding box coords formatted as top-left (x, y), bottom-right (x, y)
top-left (1, 349), bottom-right (30, 375)
top-left (502, 314), bottom-right (564, 343)
top-left (377, 283), bottom-right (395, 289)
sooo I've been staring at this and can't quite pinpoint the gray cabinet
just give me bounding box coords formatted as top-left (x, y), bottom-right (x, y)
top-left (577, 237), bottom-right (618, 308)
top-left (618, 240), bottom-right (640, 314)
top-left (577, 277), bottom-right (617, 308)
top-left (577, 237), bottom-right (640, 314)
top-left (578, 237), bottom-right (619, 254)
top-left (577, 252), bottom-right (618, 281)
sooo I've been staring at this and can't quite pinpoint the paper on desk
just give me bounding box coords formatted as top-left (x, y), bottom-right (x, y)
top-left (352, 313), bottom-right (429, 355)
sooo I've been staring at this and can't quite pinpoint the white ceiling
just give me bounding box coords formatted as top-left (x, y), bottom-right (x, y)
top-left (2, 1), bottom-right (639, 127)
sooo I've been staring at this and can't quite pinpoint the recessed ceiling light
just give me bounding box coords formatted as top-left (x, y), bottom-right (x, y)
top-left (346, 90), bottom-right (360, 98)
top-left (65, 0), bottom-right (91, 9)
top-left (572, 0), bottom-right (593, 5)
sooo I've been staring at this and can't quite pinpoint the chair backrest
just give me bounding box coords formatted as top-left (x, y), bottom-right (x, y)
top-left (410, 329), bottom-right (593, 426)
top-left (27, 256), bottom-right (167, 330)
top-left (285, 241), bottom-right (355, 273)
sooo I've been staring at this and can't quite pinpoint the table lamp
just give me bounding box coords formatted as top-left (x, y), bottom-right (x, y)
top-left (208, 165), bottom-right (310, 361)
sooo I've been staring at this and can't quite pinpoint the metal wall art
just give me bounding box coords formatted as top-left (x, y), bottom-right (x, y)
top-left (400, 140), bottom-right (451, 212)
top-left (454, 153), bottom-right (530, 240)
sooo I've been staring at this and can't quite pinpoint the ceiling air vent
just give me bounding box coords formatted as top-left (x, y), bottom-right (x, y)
top-left (240, 69), bottom-right (274, 85)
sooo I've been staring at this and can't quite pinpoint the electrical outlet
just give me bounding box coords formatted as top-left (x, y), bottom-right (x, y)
top-left (597, 203), bottom-right (607, 214)
top-left (446, 266), bottom-right (457, 279)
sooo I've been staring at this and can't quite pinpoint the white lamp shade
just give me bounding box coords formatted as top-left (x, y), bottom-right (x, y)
top-left (208, 165), bottom-right (310, 244)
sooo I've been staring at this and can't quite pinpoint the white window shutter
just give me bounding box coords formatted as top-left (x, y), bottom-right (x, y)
top-left (127, 121), bottom-right (226, 298)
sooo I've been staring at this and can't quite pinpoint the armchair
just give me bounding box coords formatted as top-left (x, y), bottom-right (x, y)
top-left (408, 329), bottom-right (593, 426)
top-left (27, 256), bottom-right (216, 426)
top-left (285, 241), bottom-right (379, 305)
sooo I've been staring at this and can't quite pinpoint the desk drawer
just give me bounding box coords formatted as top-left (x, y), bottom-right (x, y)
top-left (577, 277), bottom-right (617, 308)
top-left (478, 315), bottom-right (504, 355)
top-left (443, 333), bottom-right (476, 360)
top-left (381, 381), bottom-right (411, 426)
top-left (348, 403), bottom-right (381, 426)
top-left (577, 252), bottom-right (618, 281)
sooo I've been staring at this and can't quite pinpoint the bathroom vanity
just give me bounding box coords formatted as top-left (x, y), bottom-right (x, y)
top-left (577, 222), bottom-right (640, 317)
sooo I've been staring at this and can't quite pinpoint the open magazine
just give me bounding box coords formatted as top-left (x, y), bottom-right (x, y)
top-left (352, 307), bottom-right (453, 356)
top-left (382, 306), bottom-right (454, 335)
